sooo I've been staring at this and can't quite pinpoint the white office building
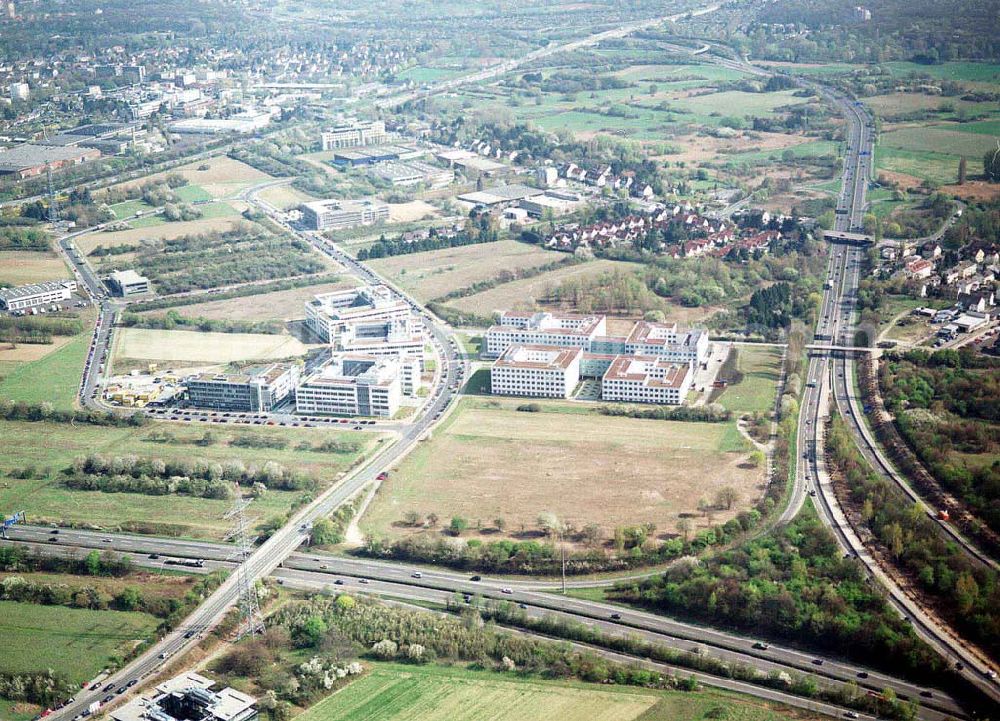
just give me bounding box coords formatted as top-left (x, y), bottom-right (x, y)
top-left (490, 344), bottom-right (582, 399)
top-left (484, 311), bottom-right (607, 357)
top-left (185, 363), bottom-right (300, 412)
top-left (624, 321), bottom-right (709, 364)
top-left (601, 355), bottom-right (692, 405)
top-left (107, 269), bottom-right (150, 297)
top-left (111, 672), bottom-right (256, 721)
top-left (0, 279), bottom-right (76, 311)
top-left (321, 119), bottom-right (388, 150)
top-left (332, 315), bottom-right (425, 359)
top-left (295, 354), bottom-right (401, 418)
top-left (305, 285), bottom-right (411, 343)
top-left (299, 198), bottom-right (390, 231)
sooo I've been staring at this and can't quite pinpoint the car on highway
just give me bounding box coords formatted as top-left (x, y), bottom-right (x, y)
top-left (752, 642), bottom-right (769, 650)
top-left (501, 587), bottom-right (513, 594)
top-left (610, 613), bottom-right (621, 620)
top-left (411, 572), bottom-right (422, 578)
top-left (470, 575), bottom-right (481, 582)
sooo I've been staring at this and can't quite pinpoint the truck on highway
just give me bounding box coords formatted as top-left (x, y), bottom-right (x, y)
top-left (164, 558), bottom-right (205, 568)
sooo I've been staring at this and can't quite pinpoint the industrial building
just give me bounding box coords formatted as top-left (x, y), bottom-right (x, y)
top-left (304, 285), bottom-right (410, 343)
top-left (295, 354), bottom-right (402, 418)
top-left (36, 123), bottom-right (143, 156)
top-left (299, 198), bottom-right (390, 231)
top-left (0, 144), bottom-right (100, 180)
top-left (169, 110), bottom-right (272, 135)
top-left (185, 363), bottom-right (300, 412)
top-left (321, 119), bottom-right (388, 150)
top-left (434, 149), bottom-right (508, 176)
top-left (484, 311), bottom-right (607, 356)
top-left (369, 160), bottom-right (453, 188)
top-left (0, 279), bottom-right (77, 311)
top-left (456, 183), bottom-right (543, 209)
top-left (601, 355), bottom-right (692, 405)
top-left (111, 672), bottom-right (256, 721)
top-left (331, 144), bottom-right (423, 167)
top-left (490, 344), bottom-right (582, 399)
top-left (107, 269), bottom-right (151, 297)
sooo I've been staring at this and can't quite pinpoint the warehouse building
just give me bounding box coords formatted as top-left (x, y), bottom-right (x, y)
top-left (484, 311), bottom-right (607, 357)
top-left (106, 269), bottom-right (151, 297)
top-left (601, 355), bottom-right (692, 405)
top-left (0, 279), bottom-right (77, 311)
top-left (299, 198), bottom-right (390, 231)
top-left (111, 672), bottom-right (256, 721)
top-left (185, 363), bottom-right (300, 412)
top-left (490, 344), bottom-right (582, 399)
top-left (0, 144), bottom-right (100, 180)
top-left (305, 285), bottom-right (410, 343)
top-left (369, 160), bottom-right (453, 188)
top-left (295, 354), bottom-right (401, 418)
top-left (331, 144), bottom-right (423, 167)
top-left (321, 119), bottom-right (387, 150)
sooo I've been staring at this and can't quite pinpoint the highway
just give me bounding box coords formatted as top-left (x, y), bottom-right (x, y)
top-left (5, 530), bottom-right (967, 721)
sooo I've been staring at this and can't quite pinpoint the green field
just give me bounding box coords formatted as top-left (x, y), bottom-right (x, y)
top-left (728, 140), bottom-right (837, 164)
top-left (881, 125), bottom-right (999, 159)
top-left (884, 61), bottom-right (1000, 84)
top-left (0, 600), bottom-right (157, 684)
top-left (0, 698), bottom-right (37, 721)
top-left (0, 332), bottom-right (90, 410)
top-left (716, 345), bottom-right (783, 416)
top-left (397, 66), bottom-right (464, 83)
top-left (0, 418), bottom-right (381, 538)
top-left (299, 663), bottom-right (816, 721)
top-left (876, 146), bottom-right (964, 185)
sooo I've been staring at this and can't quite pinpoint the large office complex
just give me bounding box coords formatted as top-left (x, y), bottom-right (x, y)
top-left (331, 315), bottom-right (425, 359)
top-left (0, 279), bottom-right (77, 311)
top-left (295, 354), bottom-right (402, 418)
top-left (106, 269), bottom-right (151, 297)
top-left (321, 119), bottom-right (388, 150)
top-left (601, 355), bottom-right (692, 405)
top-left (305, 285), bottom-right (411, 343)
top-left (490, 344), bottom-right (582, 399)
top-left (484, 311), bottom-right (607, 356)
top-left (111, 672), bottom-right (257, 721)
top-left (299, 198), bottom-right (390, 231)
top-left (185, 363), bottom-right (300, 412)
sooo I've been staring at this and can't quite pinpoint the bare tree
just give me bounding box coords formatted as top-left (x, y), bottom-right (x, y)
top-left (676, 518), bottom-right (693, 542)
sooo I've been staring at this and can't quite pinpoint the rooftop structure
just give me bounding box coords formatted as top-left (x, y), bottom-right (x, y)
top-left (331, 144), bottom-right (423, 166)
top-left (305, 285), bottom-right (410, 343)
top-left (434, 149), bottom-right (508, 176)
top-left (295, 354), bottom-right (401, 417)
top-left (299, 198), bottom-right (390, 231)
top-left (369, 160), bottom-right (453, 188)
top-left (457, 184), bottom-right (543, 208)
top-left (185, 363), bottom-right (300, 412)
top-left (111, 672), bottom-right (256, 721)
top-left (0, 279), bottom-right (77, 311)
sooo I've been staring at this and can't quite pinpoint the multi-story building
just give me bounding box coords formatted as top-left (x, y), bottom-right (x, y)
top-left (107, 269), bottom-right (150, 297)
top-left (331, 316), bottom-right (425, 359)
top-left (8, 82), bottom-right (28, 101)
top-left (490, 344), bottom-right (582, 399)
top-left (398, 355), bottom-right (423, 396)
top-left (304, 285), bottom-right (410, 343)
top-left (0, 280), bottom-right (77, 311)
top-left (299, 198), bottom-right (390, 231)
top-left (601, 355), bottom-right (692, 405)
top-left (321, 119), bottom-right (387, 150)
top-left (185, 363), bottom-right (300, 412)
top-left (623, 321), bottom-right (709, 364)
top-left (295, 355), bottom-right (401, 418)
top-left (111, 672), bottom-right (256, 721)
top-left (484, 311), bottom-right (607, 357)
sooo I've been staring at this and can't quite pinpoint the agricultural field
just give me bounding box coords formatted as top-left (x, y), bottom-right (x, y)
top-left (301, 663), bottom-right (820, 721)
top-left (107, 155), bottom-right (273, 200)
top-left (113, 327), bottom-right (317, 365)
top-left (0, 331), bottom-right (91, 409)
top-left (137, 278), bottom-right (358, 323)
top-left (366, 240), bottom-right (556, 303)
top-left (0, 418), bottom-right (381, 537)
top-left (715, 345), bottom-right (784, 416)
top-left (445, 258), bottom-right (642, 317)
top-left (0, 600), bottom-right (157, 684)
top-left (77, 215), bottom-right (248, 255)
top-left (0, 249), bottom-right (71, 286)
top-left (361, 399), bottom-right (759, 546)
top-left (257, 183), bottom-right (316, 210)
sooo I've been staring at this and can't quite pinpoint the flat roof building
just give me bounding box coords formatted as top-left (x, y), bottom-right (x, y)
top-left (185, 363), bottom-right (300, 412)
top-left (322, 119), bottom-right (387, 150)
top-left (625, 321), bottom-right (708, 364)
top-left (111, 672), bottom-right (256, 721)
top-left (491, 344), bottom-right (582, 399)
top-left (485, 311), bottom-right (607, 357)
top-left (0, 279), bottom-right (77, 311)
top-left (0, 144), bottom-right (100, 180)
top-left (107, 269), bottom-right (151, 297)
top-left (305, 285), bottom-right (411, 344)
top-left (370, 160), bottom-right (453, 188)
top-left (299, 198), bottom-right (390, 231)
top-left (295, 354), bottom-right (400, 418)
top-left (602, 355), bottom-right (692, 405)
top-left (331, 315), bottom-right (425, 360)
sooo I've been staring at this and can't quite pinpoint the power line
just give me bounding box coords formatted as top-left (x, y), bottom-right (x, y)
top-left (224, 487), bottom-right (265, 640)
